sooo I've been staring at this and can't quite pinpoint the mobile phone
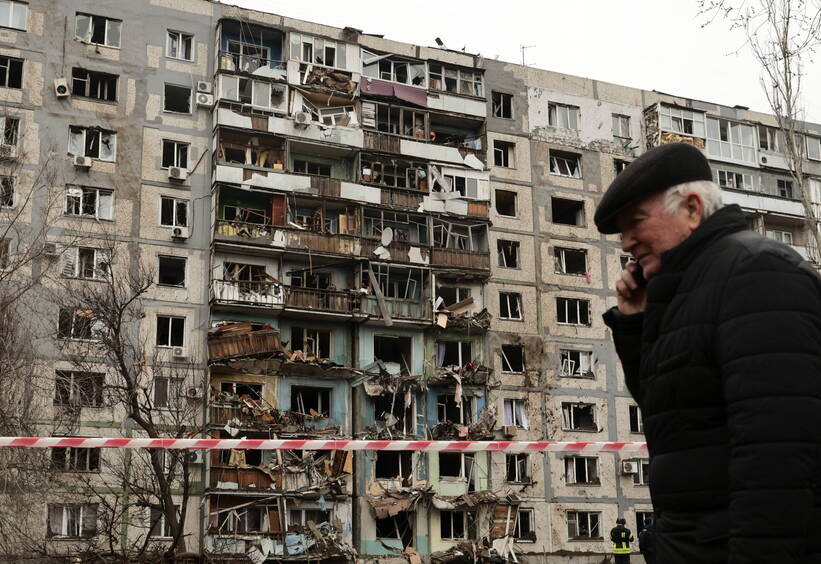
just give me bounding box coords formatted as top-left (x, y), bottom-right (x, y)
top-left (626, 258), bottom-right (647, 287)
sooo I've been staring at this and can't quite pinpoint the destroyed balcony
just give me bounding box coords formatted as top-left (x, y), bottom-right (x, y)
top-left (211, 279), bottom-right (285, 309)
top-left (283, 286), bottom-right (358, 317)
top-left (216, 19), bottom-right (286, 78)
top-left (361, 296), bottom-right (430, 323)
top-left (214, 220), bottom-right (366, 258)
top-left (216, 129), bottom-right (287, 174)
top-left (380, 186), bottom-right (425, 211)
top-left (208, 324), bottom-right (282, 362)
top-left (430, 248), bottom-right (490, 273)
top-left (217, 50), bottom-right (286, 79)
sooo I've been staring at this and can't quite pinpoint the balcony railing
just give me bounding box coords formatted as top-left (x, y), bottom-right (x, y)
top-left (208, 329), bottom-right (281, 362)
top-left (284, 286), bottom-right (357, 314)
top-left (361, 296), bottom-right (429, 321)
top-left (217, 50), bottom-right (286, 75)
top-left (212, 279), bottom-right (284, 307)
top-left (214, 220), bottom-right (363, 256)
top-left (430, 248), bottom-right (490, 271)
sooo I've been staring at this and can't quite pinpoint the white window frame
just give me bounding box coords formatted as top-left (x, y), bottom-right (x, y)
top-left (506, 453), bottom-right (529, 483)
top-left (499, 291), bottom-right (522, 320)
top-left (492, 91), bottom-right (513, 119)
top-left (52, 445), bottom-right (100, 473)
top-left (71, 67), bottom-right (117, 101)
top-left (513, 508), bottom-right (536, 541)
top-left (776, 178), bottom-right (794, 198)
top-left (149, 505), bottom-right (181, 538)
top-left (567, 510), bottom-right (600, 540)
top-left (759, 124), bottom-right (780, 151)
top-left (554, 247), bottom-right (588, 275)
top-left (632, 458), bottom-right (651, 486)
top-left (766, 229), bottom-right (794, 245)
top-left (54, 371), bottom-right (104, 407)
top-left (500, 344), bottom-right (525, 373)
top-left (557, 297), bottom-right (591, 326)
top-left (548, 102), bottom-right (579, 130)
top-left (440, 510), bottom-right (474, 540)
top-left (715, 169), bottom-right (754, 191)
top-left (438, 452), bottom-right (472, 479)
top-left (61, 246), bottom-right (110, 280)
top-left (166, 30), bottom-right (193, 61)
top-left (156, 315), bottom-right (185, 348)
top-left (565, 455), bottom-right (599, 484)
top-left (808, 136), bottom-right (821, 161)
top-left (291, 33), bottom-right (343, 70)
top-left (503, 398), bottom-right (529, 429)
top-left (550, 152), bottom-right (582, 178)
top-left (0, 115), bottom-right (18, 147)
top-left (159, 196), bottom-right (188, 228)
top-left (68, 126), bottom-right (117, 161)
top-left (612, 113), bottom-right (630, 139)
top-left (65, 186), bottom-right (114, 220)
top-left (153, 376), bottom-right (183, 410)
top-left (706, 117), bottom-right (756, 164)
top-left (559, 349), bottom-right (594, 378)
top-left (629, 405), bottom-right (643, 433)
top-left (219, 75), bottom-right (282, 110)
top-left (659, 104), bottom-right (706, 137)
top-left (74, 13), bottom-right (121, 48)
top-left (48, 504), bottom-right (97, 538)
top-left (497, 239), bottom-right (520, 268)
top-left (561, 402), bottom-right (597, 431)
top-left (0, 1), bottom-right (27, 31)
top-left (162, 139), bottom-right (189, 169)
top-left (58, 308), bottom-right (102, 342)
top-left (493, 140), bottom-right (514, 168)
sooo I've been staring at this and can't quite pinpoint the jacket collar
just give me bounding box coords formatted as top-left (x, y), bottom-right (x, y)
top-left (659, 204), bottom-right (747, 274)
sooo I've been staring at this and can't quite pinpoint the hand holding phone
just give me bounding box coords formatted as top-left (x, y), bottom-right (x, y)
top-left (616, 259), bottom-right (647, 315)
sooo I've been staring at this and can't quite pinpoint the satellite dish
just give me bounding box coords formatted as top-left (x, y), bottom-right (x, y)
top-left (380, 227), bottom-right (393, 247)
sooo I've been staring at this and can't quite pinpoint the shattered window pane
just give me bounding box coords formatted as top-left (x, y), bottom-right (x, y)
top-left (0, 56), bottom-right (22, 89)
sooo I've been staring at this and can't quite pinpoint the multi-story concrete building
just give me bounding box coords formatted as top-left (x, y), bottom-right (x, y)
top-left (2, 1), bottom-right (820, 562)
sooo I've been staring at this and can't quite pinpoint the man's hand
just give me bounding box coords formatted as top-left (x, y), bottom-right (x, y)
top-left (616, 261), bottom-right (647, 315)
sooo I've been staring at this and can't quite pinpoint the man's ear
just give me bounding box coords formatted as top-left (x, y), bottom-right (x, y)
top-left (683, 193), bottom-right (704, 229)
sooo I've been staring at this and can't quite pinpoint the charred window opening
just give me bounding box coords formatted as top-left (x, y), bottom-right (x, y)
top-left (501, 345), bottom-right (524, 373)
top-left (554, 247), bottom-right (587, 275)
top-left (494, 189), bottom-right (517, 217)
top-left (493, 140), bottom-right (514, 168)
top-left (373, 393), bottom-right (414, 435)
top-left (375, 512), bottom-right (414, 548)
top-left (158, 255), bottom-right (186, 287)
top-left (565, 456), bottom-right (599, 484)
top-left (0, 56), bottom-right (22, 89)
top-left (436, 340), bottom-right (471, 368)
top-left (439, 452), bottom-right (473, 480)
top-left (291, 386), bottom-right (331, 417)
top-left (71, 68), bottom-right (117, 102)
top-left (499, 292), bottom-right (522, 320)
top-left (492, 91), bottom-right (513, 119)
top-left (560, 349), bottom-right (594, 378)
top-left (440, 510), bottom-right (476, 540)
top-left (290, 327), bottom-right (331, 359)
top-left (375, 451), bottom-right (412, 485)
top-left (514, 508), bottom-right (536, 541)
top-left (506, 453), bottom-right (529, 483)
top-left (220, 381), bottom-right (263, 399)
top-left (561, 403), bottom-right (596, 431)
top-left (374, 335), bottom-right (412, 374)
top-left (551, 197), bottom-right (584, 226)
top-left (436, 286), bottom-right (471, 308)
top-left (163, 84), bottom-right (191, 113)
top-left (437, 393), bottom-right (473, 424)
top-left (497, 239), bottom-right (519, 268)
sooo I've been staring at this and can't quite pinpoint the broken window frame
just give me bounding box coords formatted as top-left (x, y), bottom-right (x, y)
top-left (493, 140), bottom-right (514, 168)
top-left (567, 510), bottom-right (601, 540)
top-left (440, 174), bottom-right (480, 199)
top-left (632, 458), bottom-right (651, 486)
top-left (550, 151), bottom-right (582, 178)
top-left (361, 155), bottom-right (428, 191)
top-left (629, 405), bottom-right (643, 434)
top-left (438, 452), bottom-right (473, 480)
top-left (766, 229), bottom-right (794, 245)
top-left (155, 314), bottom-right (185, 348)
top-left (436, 340), bottom-right (472, 369)
top-left (0, 115), bottom-right (18, 147)
top-left (163, 83), bottom-right (192, 114)
top-left (226, 39), bottom-right (271, 72)
top-left (611, 113), bottom-right (630, 139)
top-left (47, 504), bottom-right (98, 538)
top-left (68, 126), bottom-right (117, 161)
top-left (74, 13), bottom-right (121, 48)
top-left (437, 393), bottom-right (474, 425)
top-left (288, 508), bottom-right (332, 528)
top-left (497, 239), bottom-right (520, 269)
top-left (220, 381), bottom-right (263, 400)
top-left (64, 186), bottom-right (114, 220)
top-left (71, 67), bottom-right (117, 102)
top-left (219, 75), bottom-right (284, 110)
top-left (0, 175), bottom-right (13, 207)
top-left (291, 385), bottom-right (332, 417)
top-left (0, 55), bottom-right (21, 89)
top-left (432, 218), bottom-right (485, 251)
top-left (370, 263), bottom-right (424, 300)
top-left (362, 49), bottom-right (425, 87)
top-left (564, 455), bottom-right (599, 485)
top-left (759, 124), bottom-right (782, 152)
top-left (293, 159), bottom-right (331, 177)
top-left (506, 453), bottom-right (530, 483)
top-left (513, 508), bottom-right (536, 541)
top-left (54, 371), bottom-right (104, 407)
top-left (166, 30), bottom-right (193, 61)
top-left (61, 246), bottom-right (110, 280)
top-left (361, 101), bottom-right (428, 140)
top-left (158, 255), bottom-right (186, 287)
top-left (706, 117), bottom-right (756, 164)
top-left (291, 32), bottom-right (344, 69)
top-left (57, 308), bottom-right (100, 342)
top-left (375, 450), bottom-right (413, 483)
top-left (149, 505), bottom-right (181, 538)
top-left (494, 189), bottom-right (517, 217)
top-left (499, 291), bottom-right (522, 320)
top-left (51, 445), bottom-right (100, 473)
top-left (428, 62), bottom-right (482, 97)
top-left (776, 178), bottom-right (794, 199)
top-left (561, 402), bottom-right (597, 431)
top-left (290, 326), bottom-right (332, 359)
top-left (554, 247), bottom-right (588, 275)
top-left (153, 376), bottom-right (183, 410)
top-left (318, 105), bottom-right (355, 126)
top-left (439, 510), bottom-right (476, 540)
top-left (548, 102), bottom-right (579, 130)
top-left (659, 104), bottom-right (706, 137)
top-left (159, 196), bottom-right (188, 227)
top-left (551, 197), bottom-right (585, 226)
top-left (503, 398), bottom-right (528, 429)
top-left (500, 344), bottom-right (525, 373)
top-left (492, 91), bottom-right (513, 119)
top-left (559, 349), bottom-right (594, 378)
top-left (636, 511), bottom-right (654, 532)
top-left (161, 139), bottom-right (189, 169)
top-left (0, 1), bottom-right (27, 31)
top-left (716, 169), bottom-right (755, 191)
top-left (436, 285), bottom-right (471, 308)
top-left (556, 297), bottom-right (591, 326)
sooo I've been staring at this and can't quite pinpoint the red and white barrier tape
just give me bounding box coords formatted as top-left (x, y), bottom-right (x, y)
top-left (0, 437), bottom-right (648, 453)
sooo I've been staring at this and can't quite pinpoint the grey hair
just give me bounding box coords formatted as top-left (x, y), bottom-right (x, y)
top-left (661, 180), bottom-right (723, 219)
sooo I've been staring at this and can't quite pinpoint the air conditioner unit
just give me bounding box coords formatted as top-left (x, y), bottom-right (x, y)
top-left (196, 80), bottom-right (213, 94)
top-left (503, 425), bottom-right (518, 438)
top-left (621, 460), bottom-right (639, 475)
top-left (196, 92), bottom-right (214, 108)
top-left (294, 111), bottom-right (311, 126)
top-left (54, 77), bottom-right (70, 98)
top-left (43, 242), bottom-right (58, 257)
top-left (168, 166), bottom-right (188, 181)
top-left (171, 226), bottom-right (190, 240)
top-left (186, 386), bottom-right (203, 399)
top-left (188, 450), bottom-right (204, 464)
top-left (0, 144), bottom-right (16, 159)
top-left (760, 155), bottom-right (768, 165)
top-left (73, 155), bottom-right (92, 169)
top-left (171, 346), bottom-right (188, 359)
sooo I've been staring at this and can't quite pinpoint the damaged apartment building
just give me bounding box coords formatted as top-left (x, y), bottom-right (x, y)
top-left (9, 0), bottom-right (821, 562)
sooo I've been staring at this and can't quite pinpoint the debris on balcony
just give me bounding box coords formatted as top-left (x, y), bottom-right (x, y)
top-left (430, 405), bottom-right (496, 441)
top-left (301, 66), bottom-right (356, 95)
top-left (208, 322), bottom-right (281, 361)
top-left (357, 370), bottom-right (421, 439)
top-left (430, 542), bottom-right (503, 564)
top-left (367, 488), bottom-right (430, 519)
top-left (427, 361), bottom-right (491, 387)
top-left (434, 296), bottom-right (492, 331)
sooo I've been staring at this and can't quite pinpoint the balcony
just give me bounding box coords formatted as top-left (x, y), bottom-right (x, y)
top-left (212, 279), bottom-right (284, 308)
top-left (284, 286), bottom-right (357, 315)
top-left (214, 220), bottom-right (364, 257)
top-left (430, 248), bottom-right (491, 273)
top-left (217, 50), bottom-right (287, 79)
top-left (210, 464), bottom-right (280, 490)
top-left (208, 326), bottom-right (282, 362)
top-left (361, 296), bottom-right (430, 322)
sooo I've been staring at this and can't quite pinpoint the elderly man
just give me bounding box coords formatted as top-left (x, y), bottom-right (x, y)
top-left (595, 142), bottom-right (821, 563)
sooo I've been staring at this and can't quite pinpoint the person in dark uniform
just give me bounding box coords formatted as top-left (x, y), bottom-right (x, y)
top-left (610, 517), bottom-right (634, 563)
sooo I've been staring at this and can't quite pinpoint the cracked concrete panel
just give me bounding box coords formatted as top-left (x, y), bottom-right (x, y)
top-left (150, 0), bottom-right (214, 16)
top-left (545, 341), bottom-right (607, 393)
top-left (140, 243), bottom-right (207, 305)
top-left (489, 231), bottom-right (536, 284)
top-left (540, 290), bottom-right (607, 341)
top-left (487, 131), bottom-right (532, 184)
top-left (485, 282), bottom-right (538, 335)
top-left (541, 241), bottom-right (604, 290)
top-left (487, 332), bottom-right (546, 389)
top-left (489, 181), bottom-right (533, 233)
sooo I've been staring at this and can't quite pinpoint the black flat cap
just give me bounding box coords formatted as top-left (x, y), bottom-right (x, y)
top-left (594, 143), bottom-right (712, 234)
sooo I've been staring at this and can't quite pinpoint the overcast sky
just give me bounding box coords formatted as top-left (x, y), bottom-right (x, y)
top-left (226, 0), bottom-right (821, 122)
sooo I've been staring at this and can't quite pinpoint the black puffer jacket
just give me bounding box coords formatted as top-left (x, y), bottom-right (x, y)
top-left (604, 205), bottom-right (821, 563)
